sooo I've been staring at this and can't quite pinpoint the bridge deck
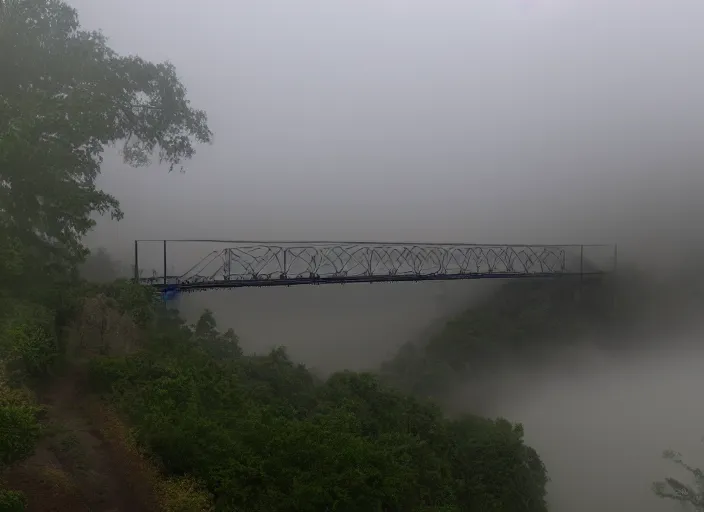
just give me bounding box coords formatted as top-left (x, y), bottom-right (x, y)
top-left (134, 241), bottom-right (616, 292)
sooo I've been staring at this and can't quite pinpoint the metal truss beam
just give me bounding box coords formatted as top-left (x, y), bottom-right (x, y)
top-left (134, 241), bottom-right (616, 292)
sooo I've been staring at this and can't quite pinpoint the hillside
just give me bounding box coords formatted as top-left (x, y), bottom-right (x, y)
top-left (4, 231), bottom-right (681, 511)
top-left (5, 244), bottom-right (698, 511)
top-left (379, 267), bottom-right (694, 406)
top-left (0, 277), bottom-right (551, 511)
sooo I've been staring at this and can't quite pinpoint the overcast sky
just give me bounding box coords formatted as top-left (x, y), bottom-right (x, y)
top-left (68, 0), bottom-right (704, 256)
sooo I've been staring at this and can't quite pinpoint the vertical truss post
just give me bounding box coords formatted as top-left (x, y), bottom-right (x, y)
top-left (282, 248), bottom-right (287, 278)
top-left (224, 249), bottom-right (231, 281)
top-left (163, 240), bottom-right (167, 286)
top-left (133, 240), bottom-right (139, 282)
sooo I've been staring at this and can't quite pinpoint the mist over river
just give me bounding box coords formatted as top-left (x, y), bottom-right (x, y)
top-left (472, 332), bottom-right (704, 512)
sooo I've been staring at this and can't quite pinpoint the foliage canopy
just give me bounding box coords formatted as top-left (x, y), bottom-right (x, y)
top-left (88, 286), bottom-right (550, 512)
top-left (0, 0), bottom-right (211, 292)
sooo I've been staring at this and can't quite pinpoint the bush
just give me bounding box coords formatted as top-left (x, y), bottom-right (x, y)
top-left (158, 476), bottom-right (213, 512)
top-left (0, 490), bottom-right (27, 512)
top-left (0, 403), bottom-right (41, 466)
top-left (0, 363), bottom-right (41, 511)
top-left (103, 280), bottom-right (159, 328)
top-left (0, 303), bottom-right (58, 379)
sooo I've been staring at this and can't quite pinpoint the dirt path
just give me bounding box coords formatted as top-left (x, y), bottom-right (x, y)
top-left (4, 370), bottom-right (156, 512)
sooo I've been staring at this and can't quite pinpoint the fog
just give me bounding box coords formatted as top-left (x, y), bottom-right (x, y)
top-left (67, 0), bottom-right (704, 510)
top-left (475, 335), bottom-right (704, 512)
top-left (176, 281), bottom-right (496, 373)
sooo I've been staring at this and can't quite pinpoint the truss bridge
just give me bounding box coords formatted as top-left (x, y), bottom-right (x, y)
top-left (134, 240), bottom-right (617, 292)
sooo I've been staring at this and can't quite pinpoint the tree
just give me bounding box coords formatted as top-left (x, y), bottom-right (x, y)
top-left (653, 447), bottom-right (704, 509)
top-left (0, 0), bottom-right (211, 293)
top-left (193, 309), bottom-right (243, 360)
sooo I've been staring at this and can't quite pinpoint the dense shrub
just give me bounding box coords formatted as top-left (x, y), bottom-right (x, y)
top-left (0, 373), bottom-right (42, 468)
top-left (0, 378), bottom-right (41, 512)
top-left (0, 404), bottom-right (41, 466)
top-left (0, 303), bottom-right (58, 380)
top-left (88, 279), bottom-right (160, 328)
top-left (0, 490), bottom-right (27, 512)
top-left (158, 476), bottom-right (213, 512)
top-left (89, 295), bottom-right (549, 512)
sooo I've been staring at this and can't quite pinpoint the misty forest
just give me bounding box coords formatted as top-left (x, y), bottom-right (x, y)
top-left (3, 0), bottom-right (704, 511)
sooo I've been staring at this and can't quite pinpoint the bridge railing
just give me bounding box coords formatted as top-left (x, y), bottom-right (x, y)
top-left (132, 240), bottom-right (617, 290)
